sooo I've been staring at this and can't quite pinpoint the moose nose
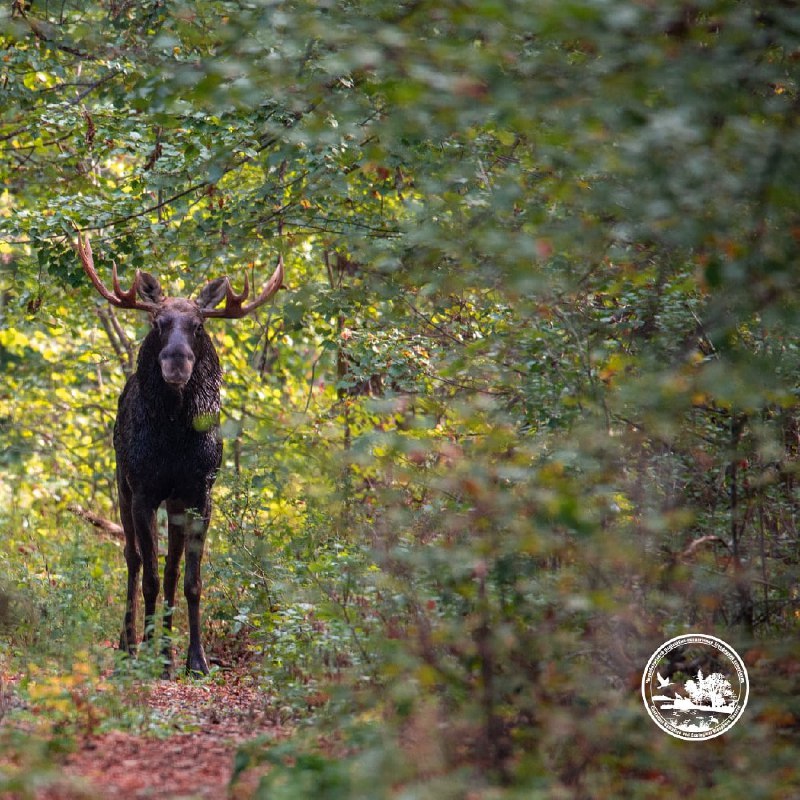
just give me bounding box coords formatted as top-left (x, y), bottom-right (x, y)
top-left (159, 344), bottom-right (195, 387)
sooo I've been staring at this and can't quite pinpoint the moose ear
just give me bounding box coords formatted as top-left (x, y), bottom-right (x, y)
top-left (137, 272), bottom-right (164, 305)
top-left (195, 277), bottom-right (229, 310)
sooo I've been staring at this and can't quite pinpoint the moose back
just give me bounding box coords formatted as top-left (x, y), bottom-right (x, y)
top-left (75, 232), bottom-right (283, 675)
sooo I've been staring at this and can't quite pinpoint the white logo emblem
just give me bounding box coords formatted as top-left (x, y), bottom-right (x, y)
top-left (642, 634), bottom-right (749, 740)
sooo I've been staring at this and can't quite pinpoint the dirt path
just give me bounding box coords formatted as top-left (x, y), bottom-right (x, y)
top-left (29, 671), bottom-right (287, 800)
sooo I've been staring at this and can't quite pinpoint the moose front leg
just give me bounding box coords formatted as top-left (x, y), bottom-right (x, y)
top-left (131, 495), bottom-right (160, 651)
top-left (120, 540), bottom-right (142, 655)
top-left (117, 476), bottom-right (141, 656)
top-left (184, 504), bottom-right (211, 675)
top-left (162, 500), bottom-right (187, 678)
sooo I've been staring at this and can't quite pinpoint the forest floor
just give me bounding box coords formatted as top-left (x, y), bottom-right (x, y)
top-left (1, 660), bottom-right (291, 800)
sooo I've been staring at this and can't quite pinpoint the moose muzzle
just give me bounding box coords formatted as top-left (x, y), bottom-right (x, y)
top-left (159, 343), bottom-right (196, 387)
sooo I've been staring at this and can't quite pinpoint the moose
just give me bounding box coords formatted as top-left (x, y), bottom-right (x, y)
top-left (74, 231), bottom-right (283, 675)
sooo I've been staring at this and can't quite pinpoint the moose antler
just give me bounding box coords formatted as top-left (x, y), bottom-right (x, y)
top-left (73, 226), bottom-right (159, 313)
top-left (200, 254), bottom-right (284, 319)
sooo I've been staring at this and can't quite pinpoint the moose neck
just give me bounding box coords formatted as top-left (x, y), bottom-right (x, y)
top-left (136, 331), bottom-right (222, 425)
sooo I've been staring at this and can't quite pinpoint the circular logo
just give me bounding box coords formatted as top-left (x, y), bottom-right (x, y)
top-left (641, 634), bottom-right (749, 741)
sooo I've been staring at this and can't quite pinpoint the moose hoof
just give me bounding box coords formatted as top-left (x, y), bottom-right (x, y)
top-left (119, 632), bottom-right (137, 656)
top-left (161, 642), bottom-right (175, 679)
top-left (186, 649), bottom-right (210, 676)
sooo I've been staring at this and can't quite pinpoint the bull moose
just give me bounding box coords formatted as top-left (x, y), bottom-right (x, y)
top-left (74, 231), bottom-right (283, 675)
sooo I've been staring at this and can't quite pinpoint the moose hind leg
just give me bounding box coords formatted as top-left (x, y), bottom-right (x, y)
top-left (184, 504), bottom-right (210, 675)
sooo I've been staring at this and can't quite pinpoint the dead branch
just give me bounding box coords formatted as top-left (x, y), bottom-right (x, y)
top-left (68, 503), bottom-right (124, 540)
top-left (680, 535), bottom-right (730, 561)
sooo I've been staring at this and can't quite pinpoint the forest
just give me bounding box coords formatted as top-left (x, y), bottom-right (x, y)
top-left (1, 1), bottom-right (800, 797)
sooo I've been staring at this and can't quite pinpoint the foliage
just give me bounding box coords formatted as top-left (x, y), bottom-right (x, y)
top-left (2, 0), bottom-right (800, 797)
